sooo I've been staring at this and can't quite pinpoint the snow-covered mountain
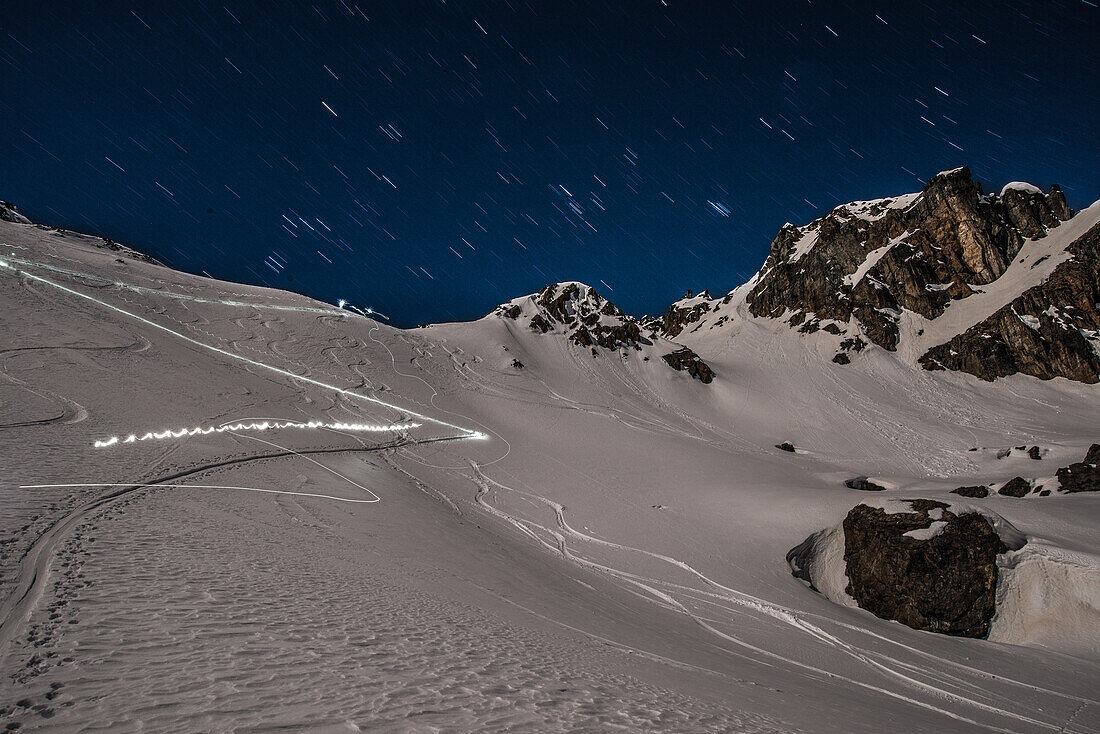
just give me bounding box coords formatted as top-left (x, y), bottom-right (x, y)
top-left (2, 190), bottom-right (1098, 733)
top-left (653, 167), bottom-right (1100, 382)
top-left (488, 280), bottom-right (714, 382)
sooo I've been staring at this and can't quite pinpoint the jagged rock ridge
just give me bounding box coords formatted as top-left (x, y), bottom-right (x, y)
top-left (745, 167), bottom-right (1074, 353)
top-left (493, 282), bottom-right (714, 382)
top-left (656, 167), bottom-right (1098, 383)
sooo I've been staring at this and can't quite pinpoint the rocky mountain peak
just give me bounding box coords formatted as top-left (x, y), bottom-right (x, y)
top-left (492, 281), bottom-right (647, 352)
top-left (491, 281), bottom-right (714, 382)
top-left (744, 166), bottom-right (1077, 356)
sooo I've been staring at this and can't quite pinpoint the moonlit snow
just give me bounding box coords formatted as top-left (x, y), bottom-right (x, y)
top-left (1, 215), bottom-right (1098, 732)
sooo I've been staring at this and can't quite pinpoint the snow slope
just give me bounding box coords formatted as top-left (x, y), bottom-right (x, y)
top-left (1, 218), bottom-right (1099, 733)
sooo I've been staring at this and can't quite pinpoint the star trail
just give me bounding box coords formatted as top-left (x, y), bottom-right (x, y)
top-left (2, 1), bottom-right (1097, 326)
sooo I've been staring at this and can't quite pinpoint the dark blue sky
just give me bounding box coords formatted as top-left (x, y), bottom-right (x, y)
top-left (3, 1), bottom-right (1097, 326)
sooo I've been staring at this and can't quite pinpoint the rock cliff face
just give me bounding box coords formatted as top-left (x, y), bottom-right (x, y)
top-left (658, 167), bottom-right (1098, 383)
top-left (842, 500), bottom-right (1009, 638)
top-left (745, 168), bottom-right (1074, 354)
top-left (920, 220), bottom-right (1100, 382)
top-left (658, 291), bottom-right (714, 338)
top-left (492, 282), bottom-right (714, 382)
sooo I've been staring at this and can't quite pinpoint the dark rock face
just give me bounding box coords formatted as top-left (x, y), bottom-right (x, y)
top-left (845, 477), bottom-right (887, 492)
top-left (746, 168), bottom-right (1073, 352)
top-left (952, 485), bottom-right (990, 498)
top-left (1028, 446), bottom-right (1042, 460)
top-left (998, 477), bottom-right (1032, 497)
top-left (843, 500), bottom-right (1008, 638)
top-left (1056, 443), bottom-right (1100, 493)
top-left (776, 442), bottom-right (796, 453)
top-left (661, 347), bottom-right (714, 383)
top-left (919, 221), bottom-right (1100, 383)
top-left (659, 291), bottom-right (713, 338)
top-left (739, 167), bottom-right (1094, 380)
top-left (1001, 184), bottom-right (1072, 239)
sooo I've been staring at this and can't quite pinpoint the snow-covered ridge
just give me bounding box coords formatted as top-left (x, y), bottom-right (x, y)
top-left (0, 200), bottom-right (32, 224)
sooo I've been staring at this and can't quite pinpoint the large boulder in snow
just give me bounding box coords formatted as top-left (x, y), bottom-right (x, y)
top-left (842, 500), bottom-right (1009, 637)
top-left (789, 499), bottom-right (1026, 639)
top-left (790, 499), bottom-right (1100, 653)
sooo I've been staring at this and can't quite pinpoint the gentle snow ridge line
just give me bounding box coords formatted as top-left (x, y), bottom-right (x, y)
top-left (0, 253), bottom-right (347, 315)
top-left (0, 258), bottom-right (486, 440)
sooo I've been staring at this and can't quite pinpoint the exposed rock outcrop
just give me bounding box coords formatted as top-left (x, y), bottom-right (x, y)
top-left (491, 282), bottom-right (713, 382)
top-left (659, 291), bottom-right (713, 338)
top-left (952, 485), bottom-right (990, 498)
top-left (997, 477), bottom-right (1032, 497)
top-left (494, 282), bottom-right (652, 351)
top-left (919, 221), bottom-right (1100, 383)
top-left (845, 477), bottom-right (887, 492)
top-left (661, 347), bottom-right (714, 383)
top-left (1056, 443), bottom-right (1100, 493)
top-left (745, 168), bottom-right (1075, 356)
top-left (842, 500), bottom-right (1009, 638)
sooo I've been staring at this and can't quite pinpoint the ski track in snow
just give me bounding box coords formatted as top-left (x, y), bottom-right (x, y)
top-left (466, 462), bottom-right (1093, 732)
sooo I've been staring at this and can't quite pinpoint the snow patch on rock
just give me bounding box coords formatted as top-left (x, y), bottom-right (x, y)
top-left (1000, 181), bottom-right (1044, 197)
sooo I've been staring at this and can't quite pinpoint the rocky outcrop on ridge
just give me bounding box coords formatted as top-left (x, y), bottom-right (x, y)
top-left (658, 290), bottom-right (714, 338)
top-left (661, 347), bottom-right (714, 383)
top-left (745, 168), bottom-right (1074, 355)
top-left (493, 282), bottom-right (715, 382)
top-left (496, 282), bottom-right (650, 351)
top-left (919, 220), bottom-right (1100, 382)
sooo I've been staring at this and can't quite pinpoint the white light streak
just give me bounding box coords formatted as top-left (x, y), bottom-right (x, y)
top-left (93, 419), bottom-right (421, 448)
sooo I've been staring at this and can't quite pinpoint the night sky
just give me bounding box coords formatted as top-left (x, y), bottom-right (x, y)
top-left (3, 1), bottom-right (1097, 326)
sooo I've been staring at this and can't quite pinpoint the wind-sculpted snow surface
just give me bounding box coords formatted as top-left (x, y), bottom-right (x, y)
top-left (2, 214), bottom-right (1100, 732)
